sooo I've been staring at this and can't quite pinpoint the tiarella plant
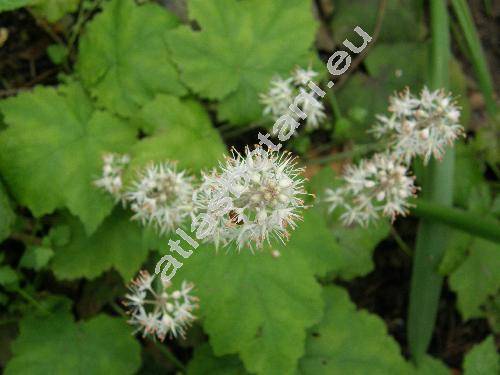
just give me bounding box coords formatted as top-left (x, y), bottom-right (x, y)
top-left (0, 0), bottom-right (498, 374)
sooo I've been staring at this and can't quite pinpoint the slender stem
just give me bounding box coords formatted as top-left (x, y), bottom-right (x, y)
top-left (26, 8), bottom-right (66, 47)
top-left (14, 287), bottom-right (49, 314)
top-left (333, 0), bottom-right (387, 90)
top-left (68, 0), bottom-right (87, 46)
top-left (9, 232), bottom-right (42, 245)
top-left (329, 93), bottom-right (342, 120)
top-left (67, 0), bottom-right (104, 58)
top-left (390, 226), bottom-right (412, 256)
top-left (0, 318), bottom-right (18, 326)
top-left (223, 121), bottom-right (264, 138)
top-left (110, 302), bottom-right (186, 372)
top-left (305, 143), bottom-right (381, 165)
top-left (154, 341), bottom-right (187, 372)
top-left (411, 200), bottom-right (500, 243)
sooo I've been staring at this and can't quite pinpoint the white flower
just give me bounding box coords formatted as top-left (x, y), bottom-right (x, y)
top-left (325, 153), bottom-right (417, 226)
top-left (259, 76), bottom-right (294, 119)
top-left (372, 87), bottom-right (464, 164)
top-left (292, 65), bottom-right (318, 85)
top-left (124, 270), bottom-right (198, 341)
top-left (126, 162), bottom-right (195, 234)
top-left (296, 87), bottom-right (327, 131)
top-left (94, 153), bottom-right (130, 202)
top-left (192, 146), bottom-right (308, 249)
top-left (259, 66), bottom-right (326, 130)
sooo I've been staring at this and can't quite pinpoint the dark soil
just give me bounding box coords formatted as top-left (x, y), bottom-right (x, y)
top-left (340, 220), bottom-right (492, 369)
top-left (0, 10), bottom-right (62, 97)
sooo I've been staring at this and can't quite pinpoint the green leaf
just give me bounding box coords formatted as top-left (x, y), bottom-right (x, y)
top-left (188, 344), bottom-right (247, 375)
top-left (0, 0), bottom-right (36, 12)
top-left (128, 95), bottom-right (226, 173)
top-left (438, 230), bottom-right (472, 275)
top-left (414, 356), bottom-right (449, 375)
top-left (0, 180), bottom-right (15, 242)
top-left (330, 0), bottom-right (425, 45)
top-left (167, 0), bottom-right (317, 125)
top-left (77, 0), bottom-right (186, 117)
top-left (5, 308), bottom-right (141, 374)
top-left (336, 42), bottom-right (427, 141)
top-left (177, 238), bottom-right (325, 373)
top-left (453, 144), bottom-right (487, 208)
top-left (51, 208), bottom-right (159, 281)
top-left (463, 336), bottom-right (499, 375)
top-left (449, 238), bottom-right (500, 319)
top-left (47, 224), bottom-right (70, 247)
top-left (309, 167), bottom-right (390, 280)
top-left (0, 266), bottom-right (18, 287)
top-left (32, 0), bottom-right (79, 22)
top-left (46, 44), bottom-right (68, 65)
top-left (483, 294), bottom-right (500, 334)
top-left (286, 209), bottom-right (341, 278)
top-left (330, 220), bottom-right (390, 280)
top-left (298, 285), bottom-right (412, 374)
top-left (19, 246), bottom-right (54, 271)
top-left (0, 82), bottom-right (137, 234)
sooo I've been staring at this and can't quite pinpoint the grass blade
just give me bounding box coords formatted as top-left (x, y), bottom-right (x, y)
top-left (450, 0), bottom-right (497, 116)
top-left (407, 0), bottom-right (453, 365)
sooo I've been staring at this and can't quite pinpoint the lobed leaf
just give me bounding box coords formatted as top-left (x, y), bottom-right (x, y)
top-left (77, 0), bottom-right (186, 116)
top-left (167, 0), bottom-right (317, 125)
top-left (127, 94), bottom-right (226, 173)
top-left (50, 208), bottom-right (160, 281)
top-left (188, 344), bottom-right (247, 375)
top-left (0, 82), bottom-right (137, 234)
top-left (298, 286), bottom-right (412, 374)
top-left (5, 306), bottom-right (141, 374)
top-left (449, 238), bottom-right (500, 320)
top-left (463, 335), bottom-right (499, 375)
top-left (175, 211), bottom-right (333, 374)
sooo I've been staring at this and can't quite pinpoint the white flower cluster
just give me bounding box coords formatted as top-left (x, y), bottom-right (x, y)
top-left (371, 87), bottom-right (463, 164)
top-left (326, 87), bottom-right (463, 226)
top-left (192, 146), bottom-right (308, 249)
top-left (94, 153), bottom-right (130, 202)
top-left (124, 270), bottom-right (198, 340)
top-left (325, 153), bottom-right (417, 226)
top-left (259, 66), bottom-right (326, 130)
top-left (126, 162), bottom-right (195, 234)
top-left (94, 156), bottom-right (197, 235)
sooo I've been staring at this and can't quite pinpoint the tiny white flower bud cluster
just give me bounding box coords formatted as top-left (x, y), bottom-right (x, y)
top-left (93, 153), bottom-right (130, 201)
top-left (192, 146), bottom-right (308, 249)
top-left (126, 162), bottom-right (196, 234)
top-left (124, 270), bottom-right (198, 341)
top-left (259, 66), bottom-right (326, 131)
top-left (371, 87), bottom-right (464, 164)
top-left (325, 153), bottom-right (417, 226)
